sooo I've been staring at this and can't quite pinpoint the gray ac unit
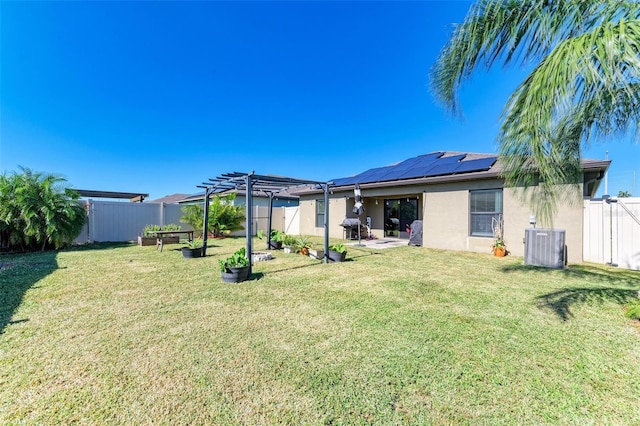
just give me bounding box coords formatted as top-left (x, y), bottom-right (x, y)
top-left (524, 228), bottom-right (565, 268)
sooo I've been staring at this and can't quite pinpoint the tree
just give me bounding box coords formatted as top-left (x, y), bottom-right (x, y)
top-left (180, 193), bottom-right (245, 237)
top-left (0, 168), bottom-right (86, 251)
top-left (431, 1), bottom-right (640, 225)
top-left (618, 190), bottom-right (632, 197)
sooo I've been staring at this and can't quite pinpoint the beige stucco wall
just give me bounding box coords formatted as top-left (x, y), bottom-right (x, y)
top-left (299, 196), bottom-right (348, 238)
top-left (422, 180), bottom-right (584, 263)
top-left (300, 180), bottom-right (585, 263)
top-left (422, 179), bottom-right (501, 252)
top-left (502, 186), bottom-right (584, 263)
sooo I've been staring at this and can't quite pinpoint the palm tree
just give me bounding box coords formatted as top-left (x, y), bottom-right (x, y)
top-left (181, 193), bottom-right (245, 237)
top-left (0, 168), bottom-right (86, 251)
top-left (618, 190), bottom-right (632, 198)
top-left (431, 0), bottom-right (640, 224)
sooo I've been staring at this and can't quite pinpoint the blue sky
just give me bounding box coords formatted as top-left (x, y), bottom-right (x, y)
top-left (1, 1), bottom-right (638, 199)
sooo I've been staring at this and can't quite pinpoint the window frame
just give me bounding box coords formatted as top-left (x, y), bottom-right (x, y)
top-left (469, 189), bottom-right (503, 237)
top-left (315, 199), bottom-right (325, 227)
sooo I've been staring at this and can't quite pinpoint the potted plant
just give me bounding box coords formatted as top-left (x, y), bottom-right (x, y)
top-left (295, 236), bottom-right (311, 256)
top-left (328, 242), bottom-right (348, 262)
top-left (282, 234), bottom-right (297, 254)
top-left (219, 247), bottom-right (250, 283)
top-left (257, 229), bottom-right (286, 249)
top-left (491, 216), bottom-right (507, 257)
top-left (269, 229), bottom-right (285, 249)
top-left (181, 238), bottom-right (204, 259)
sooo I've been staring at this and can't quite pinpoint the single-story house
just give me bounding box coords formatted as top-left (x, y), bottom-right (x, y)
top-left (295, 151), bottom-right (609, 263)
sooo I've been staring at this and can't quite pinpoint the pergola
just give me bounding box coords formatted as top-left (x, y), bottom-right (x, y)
top-left (197, 172), bottom-right (331, 276)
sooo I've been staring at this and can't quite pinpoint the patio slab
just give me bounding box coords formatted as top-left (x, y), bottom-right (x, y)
top-left (347, 238), bottom-right (408, 249)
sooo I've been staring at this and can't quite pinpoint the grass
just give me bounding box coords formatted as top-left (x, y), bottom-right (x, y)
top-left (1, 238), bottom-right (639, 424)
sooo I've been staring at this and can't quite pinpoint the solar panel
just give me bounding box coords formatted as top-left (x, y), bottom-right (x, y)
top-left (394, 167), bottom-right (430, 179)
top-left (454, 157), bottom-right (497, 173)
top-left (330, 153), bottom-right (498, 187)
top-left (382, 153), bottom-right (441, 180)
top-left (330, 177), bottom-right (354, 186)
top-left (435, 154), bottom-right (466, 164)
top-left (393, 153), bottom-right (439, 171)
top-left (426, 162), bottom-right (460, 176)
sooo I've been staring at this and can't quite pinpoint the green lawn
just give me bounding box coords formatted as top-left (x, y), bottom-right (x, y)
top-left (1, 239), bottom-right (639, 424)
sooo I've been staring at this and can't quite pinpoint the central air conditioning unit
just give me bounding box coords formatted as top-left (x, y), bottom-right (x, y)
top-left (524, 228), bottom-right (566, 268)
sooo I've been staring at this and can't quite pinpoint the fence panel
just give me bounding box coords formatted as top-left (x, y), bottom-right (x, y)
top-left (284, 206), bottom-right (300, 235)
top-left (91, 201), bottom-right (161, 242)
top-left (583, 198), bottom-right (640, 270)
top-left (162, 203), bottom-right (188, 228)
top-left (71, 201), bottom-right (299, 244)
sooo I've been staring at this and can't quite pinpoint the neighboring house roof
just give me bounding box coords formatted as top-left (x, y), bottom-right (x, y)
top-left (292, 151), bottom-right (610, 195)
top-left (148, 193), bottom-right (191, 204)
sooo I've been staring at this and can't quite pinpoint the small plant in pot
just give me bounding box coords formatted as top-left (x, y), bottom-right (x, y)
top-left (295, 236), bottom-right (312, 256)
top-left (181, 238), bottom-right (204, 259)
top-left (328, 242), bottom-right (347, 262)
top-left (491, 216), bottom-right (507, 257)
top-left (219, 247), bottom-right (250, 283)
top-left (257, 229), bottom-right (286, 249)
top-left (282, 234), bottom-right (297, 254)
top-left (269, 229), bottom-right (285, 249)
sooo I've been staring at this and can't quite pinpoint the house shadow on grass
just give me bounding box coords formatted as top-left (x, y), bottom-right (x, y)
top-left (0, 250), bottom-right (58, 334)
top-left (501, 263), bottom-right (640, 321)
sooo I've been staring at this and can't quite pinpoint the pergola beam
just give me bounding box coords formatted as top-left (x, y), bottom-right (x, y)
top-left (197, 172), bottom-right (331, 280)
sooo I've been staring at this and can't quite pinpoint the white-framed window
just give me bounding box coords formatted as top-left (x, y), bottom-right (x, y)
top-left (316, 199), bottom-right (325, 227)
top-left (469, 189), bottom-right (503, 237)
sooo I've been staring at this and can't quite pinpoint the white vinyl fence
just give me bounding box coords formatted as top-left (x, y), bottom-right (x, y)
top-left (284, 206), bottom-right (300, 235)
top-left (583, 197), bottom-right (640, 270)
top-left (73, 201), bottom-right (192, 244)
top-left (73, 200), bottom-right (299, 244)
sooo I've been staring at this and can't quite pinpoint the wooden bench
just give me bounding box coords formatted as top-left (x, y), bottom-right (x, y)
top-left (147, 230), bottom-right (194, 252)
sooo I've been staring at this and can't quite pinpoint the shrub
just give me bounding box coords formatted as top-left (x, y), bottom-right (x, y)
top-left (0, 167), bottom-right (86, 251)
top-left (625, 298), bottom-right (640, 321)
top-left (143, 224), bottom-right (181, 236)
top-left (181, 193), bottom-right (245, 237)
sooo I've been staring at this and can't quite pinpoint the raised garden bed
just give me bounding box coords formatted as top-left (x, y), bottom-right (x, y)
top-left (137, 236), bottom-right (179, 246)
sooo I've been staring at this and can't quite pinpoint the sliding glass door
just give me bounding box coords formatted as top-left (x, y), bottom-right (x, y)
top-left (384, 198), bottom-right (418, 238)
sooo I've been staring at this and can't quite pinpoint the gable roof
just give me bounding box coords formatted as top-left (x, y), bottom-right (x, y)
top-left (299, 151), bottom-right (609, 196)
top-left (147, 193), bottom-right (191, 204)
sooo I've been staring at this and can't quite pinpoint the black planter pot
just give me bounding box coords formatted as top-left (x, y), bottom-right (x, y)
top-left (328, 250), bottom-right (347, 262)
top-left (221, 266), bottom-right (250, 283)
top-left (268, 241), bottom-right (283, 250)
top-left (182, 247), bottom-right (203, 258)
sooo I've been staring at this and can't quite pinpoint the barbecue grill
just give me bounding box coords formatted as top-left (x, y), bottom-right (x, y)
top-left (340, 218), bottom-right (362, 240)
